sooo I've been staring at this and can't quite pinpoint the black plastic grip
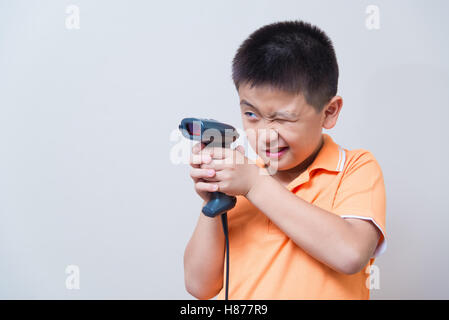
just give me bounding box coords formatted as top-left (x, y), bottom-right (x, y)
top-left (202, 192), bottom-right (237, 217)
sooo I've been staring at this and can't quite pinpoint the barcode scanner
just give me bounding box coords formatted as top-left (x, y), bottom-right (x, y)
top-left (179, 118), bottom-right (239, 217)
top-left (179, 117), bottom-right (239, 300)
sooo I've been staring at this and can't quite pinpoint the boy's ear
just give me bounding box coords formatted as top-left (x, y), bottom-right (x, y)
top-left (322, 96), bottom-right (343, 130)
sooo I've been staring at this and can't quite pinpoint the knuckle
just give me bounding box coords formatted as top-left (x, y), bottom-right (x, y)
top-left (222, 171), bottom-right (231, 180)
top-left (195, 182), bottom-right (204, 190)
top-left (192, 143), bottom-right (201, 154)
top-left (191, 155), bottom-right (200, 165)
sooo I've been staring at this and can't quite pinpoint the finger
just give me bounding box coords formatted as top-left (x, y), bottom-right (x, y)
top-left (201, 176), bottom-right (220, 182)
top-left (235, 145), bottom-right (245, 155)
top-left (212, 147), bottom-right (232, 159)
top-left (200, 160), bottom-right (227, 171)
top-left (197, 170), bottom-right (229, 185)
top-left (204, 170), bottom-right (225, 182)
top-left (200, 147), bottom-right (230, 160)
top-left (189, 153), bottom-right (212, 168)
top-left (201, 154), bottom-right (251, 168)
top-left (192, 142), bottom-right (206, 155)
top-left (190, 168), bottom-right (216, 180)
top-left (195, 181), bottom-right (219, 193)
top-left (199, 147), bottom-right (215, 158)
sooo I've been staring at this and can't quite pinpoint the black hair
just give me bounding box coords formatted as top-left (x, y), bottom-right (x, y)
top-left (232, 20), bottom-right (339, 112)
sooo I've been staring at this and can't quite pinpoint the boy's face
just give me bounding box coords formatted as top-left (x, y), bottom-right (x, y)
top-left (238, 83), bottom-right (330, 175)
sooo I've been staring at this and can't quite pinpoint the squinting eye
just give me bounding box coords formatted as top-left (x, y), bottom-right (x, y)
top-left (244, 111), bottom-right (257, 119)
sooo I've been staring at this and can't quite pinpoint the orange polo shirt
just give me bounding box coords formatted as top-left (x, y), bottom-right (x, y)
top-left (216, 133), bottom-right (386, 300)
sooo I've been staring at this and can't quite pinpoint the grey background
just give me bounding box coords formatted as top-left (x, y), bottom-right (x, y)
top-left (0, 0), bottom-right (448, 299)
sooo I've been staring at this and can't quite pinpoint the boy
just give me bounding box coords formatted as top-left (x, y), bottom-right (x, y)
top-left (183, 20), bottom-right (386, 300)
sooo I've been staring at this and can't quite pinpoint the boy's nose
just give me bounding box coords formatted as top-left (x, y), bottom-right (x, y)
top-left (259, 128), bottom-right (280, 147)
top-left (266, 128), bottom-right (279, 143)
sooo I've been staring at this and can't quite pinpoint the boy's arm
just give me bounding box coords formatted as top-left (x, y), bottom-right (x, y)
top-left (183, 201), bottom-right (225, 299)
top-left (246, 175), bottom-right (381, 275)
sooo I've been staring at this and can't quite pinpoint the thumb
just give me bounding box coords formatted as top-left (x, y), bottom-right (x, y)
top-left (235, 145), bottom-right (245, 155)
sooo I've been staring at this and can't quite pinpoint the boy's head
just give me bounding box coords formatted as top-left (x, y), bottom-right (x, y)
top-left (232, 20), bottom-right (343, 174)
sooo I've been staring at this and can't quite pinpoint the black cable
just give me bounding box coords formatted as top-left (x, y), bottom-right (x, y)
top-left (220, 212), bottom-right (229, 300)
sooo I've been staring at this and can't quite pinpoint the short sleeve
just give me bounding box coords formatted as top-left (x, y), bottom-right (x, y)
top-left (332, 150), bottom-right (387, 258)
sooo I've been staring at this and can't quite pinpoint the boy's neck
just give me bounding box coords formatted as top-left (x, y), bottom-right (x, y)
top-left (272, 135), bottom-right (324, 187)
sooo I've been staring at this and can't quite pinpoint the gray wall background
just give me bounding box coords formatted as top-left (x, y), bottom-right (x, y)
top-left (1, 0), bottom-right (448, 299)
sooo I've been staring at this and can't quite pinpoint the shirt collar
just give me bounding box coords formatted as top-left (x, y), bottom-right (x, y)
top-left (309, 133), bottom-right (345, 173)
top-left (286, 133), bottom-right (345, 191)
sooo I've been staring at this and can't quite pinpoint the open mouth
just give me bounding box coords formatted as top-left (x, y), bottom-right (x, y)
top-left (265, 146), bottom-right (289, 158)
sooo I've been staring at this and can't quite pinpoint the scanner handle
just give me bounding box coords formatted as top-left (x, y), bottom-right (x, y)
top-left (202, 191), bottom-right (237, 217)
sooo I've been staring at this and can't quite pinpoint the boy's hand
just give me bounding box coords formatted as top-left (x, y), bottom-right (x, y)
top-left (189, 142), bottom-right (219, 202)
top-left (197, 145), bottom-right (260, 197)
